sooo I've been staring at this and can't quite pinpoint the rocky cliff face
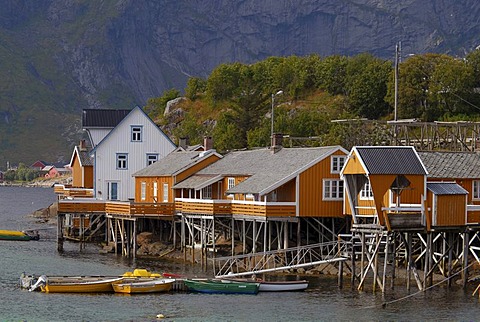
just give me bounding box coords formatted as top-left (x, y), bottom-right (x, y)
top-left (1, 0), bottom-right (480, 166)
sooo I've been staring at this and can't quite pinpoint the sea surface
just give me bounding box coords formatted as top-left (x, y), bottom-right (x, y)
top-left (0, 186), bottom-right (479, 321)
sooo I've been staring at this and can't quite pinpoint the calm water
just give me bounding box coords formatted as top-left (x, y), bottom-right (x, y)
top-left (0, 186), bottom-right (479, 321)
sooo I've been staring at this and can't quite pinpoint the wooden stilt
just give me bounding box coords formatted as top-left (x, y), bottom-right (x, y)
top-left (407, 233), bottom-right (412, 292)
top-left (57, 213), bottom-right (64, 252)
top-left (338, 260), bottom-right (344, 289)
top-left (382, 233), bottom-right (389, 293)
top-left (463, 231), bottom-right (469, 288)
top-left (391, 233), bottom-right (396, 289)
top-left (351, 238), bottom-right (356, 289)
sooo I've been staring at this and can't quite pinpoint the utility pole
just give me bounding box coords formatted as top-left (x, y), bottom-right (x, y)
top-left (394, 42), bottom-right (401, 122)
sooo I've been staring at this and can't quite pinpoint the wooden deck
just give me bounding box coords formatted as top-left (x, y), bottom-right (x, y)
top-left (176, 198), bottom-right (296, 217)
top-left (54, 184), bottom-right (94, 198)
top-left (58, 200), bottom-right (174, 218)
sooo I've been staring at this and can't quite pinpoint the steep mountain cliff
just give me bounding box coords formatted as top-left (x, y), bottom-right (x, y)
top-left (1, 0), bottom-right (480, 167)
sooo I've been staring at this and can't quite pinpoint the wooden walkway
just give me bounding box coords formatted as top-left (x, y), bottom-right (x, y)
top-left (213, 241), bottom-right (348, 278)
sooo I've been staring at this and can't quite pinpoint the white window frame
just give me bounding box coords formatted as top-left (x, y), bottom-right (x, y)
top-left (116, 153), bottom-right (128, 170)
top-left (202, 185), bottom-right (212, 199)
top-left (331, 155), bottom-right (346, 173)
top-left (473, 180), bottom-right (480, 200)
top-left (131, 126), bottom-right (143, 142)
top-left (146, 153), bottom-right (158, 166)
top-left (153, 182), bottom-right (158, 202)
top-left (227, 177), bottom-right (235, 190)
top-left (163, 183), bottom-right (169, 202)
top-left (108, 181), bottom-right (119, 201)
top-left (360, 180), bottom-right (374, 200)
top-left (140, 182), bottom-right (146, 201)
top-left (323, 179), bottom-right (344, 200)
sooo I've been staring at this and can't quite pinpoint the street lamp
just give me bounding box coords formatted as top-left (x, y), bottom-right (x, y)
top-left (271, 90), bottom-right (283, 139)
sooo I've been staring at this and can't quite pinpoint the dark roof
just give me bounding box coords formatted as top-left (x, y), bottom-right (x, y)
top-left (427, 182), bottom-right (468, 195)
top-left (418, 151), bottom-right (480, 179)
top-left (355, 146), bottom-right (427, 175)
top-left (82, 109), bottom-right (131, 128)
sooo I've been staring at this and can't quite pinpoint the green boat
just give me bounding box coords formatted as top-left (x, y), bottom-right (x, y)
top-left (184, 279), bottom-right (260, 295)
top-left (0, 229), bottom-right (38, 241)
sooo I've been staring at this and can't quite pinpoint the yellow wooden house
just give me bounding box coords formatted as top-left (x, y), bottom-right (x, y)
top-left (174, 145), bottom-right (348, 219)
top-left (342, 146), bottom-right (470, 231)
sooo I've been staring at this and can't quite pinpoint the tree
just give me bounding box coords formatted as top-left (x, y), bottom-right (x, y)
top-left (185, 77), bottom-right (207, 101)
top-left (144, 88), bottom-right (180, 120)
top-left (318, 55), bottom-right (348, 95)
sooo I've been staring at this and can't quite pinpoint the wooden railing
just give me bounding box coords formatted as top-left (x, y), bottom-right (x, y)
top-left (231, 201), bottom-right (296, 217)
top-left (58, 199), bottom-right (174, 217)
top-left (176, 198), bottom-right (296, 217)
top-left (54, 184), bottom-right (94, 198)
top-left (58, 199), bottom-right (105, 213)
top-left (175, 199), bottom-right (231, 215)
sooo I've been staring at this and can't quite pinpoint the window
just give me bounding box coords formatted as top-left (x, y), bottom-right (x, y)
top-left (140, 182), bottom-right (146, 201)
top-left (331, 155), bottom-right (346, 173)
top-left (360, 181), bottom-right (374, 200)
top-left (116, 153), bottom-right (128, 170)
top-left (228, 177), bottom-right (235, 190)
top-left (323, 179), bottom-right (344, 200)
top-left (146, 154), bottom-right (158, 166)
top-left (474, 180), bottom-right (480, 200)
top-left (202, 185), bottom-right (212, 199)
top-left (163, 183), bottom-right (169, 202)
top-left (131, 126), bottom-right (142, 142)
top-left (108, 182), bottom-right (118, 200)
top-left (153, 182), bottom-right (158, 202)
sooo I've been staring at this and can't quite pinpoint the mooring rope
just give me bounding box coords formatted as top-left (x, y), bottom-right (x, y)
top-left (360, 261), bottom-right (478, 309)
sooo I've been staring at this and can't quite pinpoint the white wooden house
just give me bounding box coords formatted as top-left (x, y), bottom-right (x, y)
top-left (90, 106), bottom-right (176, 201)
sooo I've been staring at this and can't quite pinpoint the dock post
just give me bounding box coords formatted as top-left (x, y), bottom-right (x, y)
top-left (338, 260), bottom-right (344, 289)
top-left (463, 231), bottom-right (469, 288)
top-left (57, 213), bottom-right (64, 252)
top-left (351, 237), bottom-right (356, 289)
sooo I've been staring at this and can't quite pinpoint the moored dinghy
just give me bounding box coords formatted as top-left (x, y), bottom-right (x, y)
top-left (219, 277), bottom-right (309, 292)
top-left (184, 279), bottom-right (260, 295)
top-left (32, 275), bottom-right (124, 293)
top-left (113, 278), bottom-right (175, 294)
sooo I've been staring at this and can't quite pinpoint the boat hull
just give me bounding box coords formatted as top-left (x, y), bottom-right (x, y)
top-left (184, 279), bottom-right (259, 295)
top-left (0, 229), bottom-right (32, 241)
top-left (113, 279), bottom-right (174, 294)
top-left (41, 277), bottom-right (123, 293)
top-left (219, 278), bottom-right (309, 292)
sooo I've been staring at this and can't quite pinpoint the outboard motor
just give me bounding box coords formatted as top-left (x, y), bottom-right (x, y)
top-left (29, 275), bottom-right (47, 292)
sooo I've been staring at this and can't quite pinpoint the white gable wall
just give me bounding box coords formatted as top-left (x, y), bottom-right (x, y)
top-left (86, 128), bottom-right (113, 148)
top-left (93, 107), bottom-right (176, 201)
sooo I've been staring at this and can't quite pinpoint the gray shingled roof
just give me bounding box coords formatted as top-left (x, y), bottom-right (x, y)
top-left (427, 182), bottom-right (468, 195)
top-left (133, 150), bottom-right (220, 177)
top-left (82, 109), bottom-right (131, 127)
top-left (173, 174), bottom-right (223, 189)
top-left (190, 146), bottom-right (344, 194)
top-left (355, 146), bottom-right (427, 175)
top-left (78, 149), bottom-right (93, 167)
top-left (418, 151), bottom-right (480, 179)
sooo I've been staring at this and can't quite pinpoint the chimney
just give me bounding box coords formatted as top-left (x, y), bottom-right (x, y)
top-left (179, 137), bottom-right (189, 150)
top-left (79, 140), bottom-right (87, 151)
top-left (270, 133), bottom-right (283, 154)
top-left (203, 136), bottom-right (213, 151)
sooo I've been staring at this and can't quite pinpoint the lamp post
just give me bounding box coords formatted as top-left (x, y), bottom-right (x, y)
top-left (271, 90), bottom-right (283, 139)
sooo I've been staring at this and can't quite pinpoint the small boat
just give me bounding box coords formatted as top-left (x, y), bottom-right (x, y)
top-left (40, 276), bottom-right (124, 293)
top-left (0, 229), bottom-right (38, 241)
top-left (184, 279), bottom-right (260, 295)
top-left (113, 278), bottom-right (175, 294)
top-left (219, 277), bottom-right (309, 292)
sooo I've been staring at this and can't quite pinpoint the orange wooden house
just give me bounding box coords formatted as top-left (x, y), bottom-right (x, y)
top-left (132, 149), bottom-right (222, 204)
top-left (418, 151), bottom-right (480, 225)
top-left (174, 145), bottom-right (348, 219)
top-left (342, 146), bottom-right (470, 231)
